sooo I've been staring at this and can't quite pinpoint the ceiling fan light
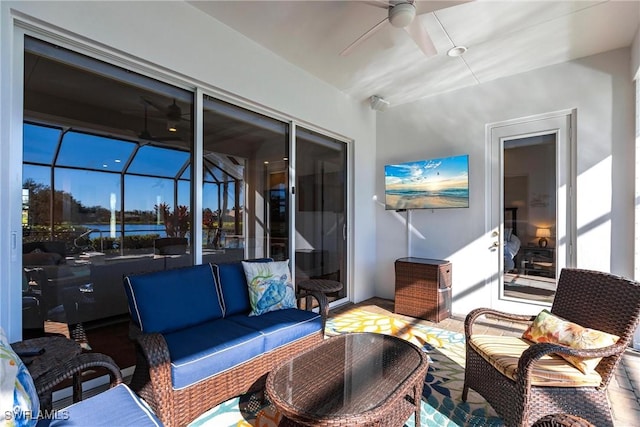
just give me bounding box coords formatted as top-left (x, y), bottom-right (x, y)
top-left (389, 3), bottom-right (416, 28)
top-left (167, 119), bottom-right (179, 132)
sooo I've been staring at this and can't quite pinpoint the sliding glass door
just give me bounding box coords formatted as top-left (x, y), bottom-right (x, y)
top-left (201, 96), bottom-right (289, 264)
top-left (21, 35), bottom-right (350, 366)
top-left (295, 128), bottom-right (347, 304)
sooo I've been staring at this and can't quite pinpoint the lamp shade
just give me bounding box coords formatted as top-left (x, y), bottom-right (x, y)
top-left (535, 228), bottom-right (551, 238)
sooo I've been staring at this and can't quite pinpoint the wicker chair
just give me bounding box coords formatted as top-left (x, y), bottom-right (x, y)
top-left (30, 353), bottom-right (163, 426)
top-left (462, 268), bottom-right (640, 427)
top-left (34, 352), bottom-right (123, 410)
top-left (532, 413), bottom-right (595, 427)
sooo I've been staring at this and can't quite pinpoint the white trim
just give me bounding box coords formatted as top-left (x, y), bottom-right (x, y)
top-left (193, 88), bottom-right (204, 265)
top-left (289, 122), bottom-right (297, 278)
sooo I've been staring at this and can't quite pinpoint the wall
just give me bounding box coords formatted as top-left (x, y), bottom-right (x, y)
top-left (377, 48), bottom-right (635, 315)
top-left (0, 1), bottom-right (377, 341)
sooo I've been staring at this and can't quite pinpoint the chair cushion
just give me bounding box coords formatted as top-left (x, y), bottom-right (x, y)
top-left (41, 383), bottom-right (162, 426)
top-left (242, 260), bottom-right (296, 316)
top-left (212, 258), bottom-right (272, 316)
top-left (469, 335), bottom-right (603, 387)
top-left (1, 328), bottom-right (40, 427)
top-left (123, 264), bottom-right (223, 334)
top-left (522, 309), bottom-right (619, 374)
top-left (164, 319), bottom-right (264, 390)
top-left (227, 308), bottom-right (323, 352)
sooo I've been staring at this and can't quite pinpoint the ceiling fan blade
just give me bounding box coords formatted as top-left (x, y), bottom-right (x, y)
top-left (153, 135), bottom-right (183, 142)
top-left (404, 17), bottom-right (437, 57)
top-left (340, 17), bottom-right (389, 57)
top-left (142, 96), bottom-right (169, 116)
top-left (362, 0), bottom-right (391, 9)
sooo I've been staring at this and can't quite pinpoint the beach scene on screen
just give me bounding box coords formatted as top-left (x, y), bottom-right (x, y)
top-left (385, 155), bottom-right (469, 210)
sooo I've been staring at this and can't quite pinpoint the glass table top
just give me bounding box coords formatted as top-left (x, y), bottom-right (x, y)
top-left (267, 332), bottom-right (426, 419)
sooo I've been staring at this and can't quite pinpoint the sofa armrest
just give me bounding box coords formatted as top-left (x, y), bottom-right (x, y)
top-left (304, 290), bottom-right (329, 332)
top-left (134, 332), bottom-right (174, 424)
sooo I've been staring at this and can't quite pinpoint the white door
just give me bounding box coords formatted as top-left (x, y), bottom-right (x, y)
top-left (487, 110), bottom-right (576, 312)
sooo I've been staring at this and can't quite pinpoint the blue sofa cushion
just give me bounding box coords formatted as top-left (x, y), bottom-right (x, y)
top-left (41, 383), bottom-right (162, 426)
top-left (227, 308), bottom-right (322, 352)
top-left (123, 264), bottom-right (223, 334)
top-left (212, 258), bottom-right (272, 316)
top-left (164, 319), bottom-right (265, 390)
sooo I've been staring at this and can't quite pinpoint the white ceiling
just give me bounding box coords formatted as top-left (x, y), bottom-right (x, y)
top-left (189, 0), bottom-right (640, 108)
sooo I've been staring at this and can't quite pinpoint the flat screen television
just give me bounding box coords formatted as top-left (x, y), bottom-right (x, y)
top-left (384, 154), bottom-right (469, 210)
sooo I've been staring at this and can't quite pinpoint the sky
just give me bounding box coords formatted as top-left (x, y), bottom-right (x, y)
top-left (23, 123), bottom-right (231, 213)
top-left (385, 154), bottom-right (469, 191)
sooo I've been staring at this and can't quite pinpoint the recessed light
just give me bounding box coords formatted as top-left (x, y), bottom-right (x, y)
top-left (447, 46), bottom-right (467, 57)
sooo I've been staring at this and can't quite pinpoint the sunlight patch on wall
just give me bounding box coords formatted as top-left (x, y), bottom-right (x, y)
top-left (576, 155), bottom-right (611, 271)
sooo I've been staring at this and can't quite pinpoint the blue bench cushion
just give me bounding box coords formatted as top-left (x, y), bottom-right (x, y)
top-left (41, 384), bottom-right (161, 426)
top-left (164, 319), bottom-right (264, 390)
top-left (227, 308), bottom-right (322, 352)
top-left (123, 264), bottom-right (223, 334)
top-left (213, 258), bottom-right (272, 316)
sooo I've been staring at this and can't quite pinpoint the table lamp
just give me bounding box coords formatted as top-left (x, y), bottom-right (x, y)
top-left (536, 228), bottom-right (551, 248)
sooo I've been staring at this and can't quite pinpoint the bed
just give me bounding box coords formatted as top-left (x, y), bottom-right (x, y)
top-left (504, 207), bottom-right (521, 271)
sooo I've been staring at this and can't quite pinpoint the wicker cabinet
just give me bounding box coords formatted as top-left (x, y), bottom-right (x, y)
top-left (394, 257), bottom-right (452, 323)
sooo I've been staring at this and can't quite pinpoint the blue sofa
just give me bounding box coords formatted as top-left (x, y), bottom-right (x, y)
top-left (123, 259), bottom-right (327, 427)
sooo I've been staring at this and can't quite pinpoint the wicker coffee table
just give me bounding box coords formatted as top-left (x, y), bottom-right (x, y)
top-left (265, 332), bottom-right (428, 426)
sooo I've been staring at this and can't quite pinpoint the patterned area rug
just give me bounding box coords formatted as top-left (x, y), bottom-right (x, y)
top-left (190, 308), bottom-right (503, 427)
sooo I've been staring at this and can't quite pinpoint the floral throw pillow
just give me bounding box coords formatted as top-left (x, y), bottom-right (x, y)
top-left (522, 309), bottom-right (619, 374)
top-left (242, 260), bottom-right (297, 316)
top-left (0, 328), bottom-right (40, 426)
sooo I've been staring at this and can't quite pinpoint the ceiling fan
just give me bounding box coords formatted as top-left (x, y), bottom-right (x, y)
top-left (340, 0), bottom-right (437, 57)
top-left (137, 101), bottom-right (183, 143)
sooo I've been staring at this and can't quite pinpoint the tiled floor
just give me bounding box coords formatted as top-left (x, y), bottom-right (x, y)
top-left (335, 297), bottom-right (640, 427)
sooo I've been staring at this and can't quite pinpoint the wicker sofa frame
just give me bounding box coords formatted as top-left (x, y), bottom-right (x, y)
top-left (462, 268), bottom-right (640, 427)
top-left (132, 330), bottom-right (324, 426)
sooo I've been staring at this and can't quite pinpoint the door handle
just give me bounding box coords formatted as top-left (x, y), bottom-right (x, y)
top-left (489, 241), bottom-right (499, 249)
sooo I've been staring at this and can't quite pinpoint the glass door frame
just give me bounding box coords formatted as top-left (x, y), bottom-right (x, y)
top-left (288, 123), bottom-right (351, 307)
top-left (487, 109), bottom-right (576, 312)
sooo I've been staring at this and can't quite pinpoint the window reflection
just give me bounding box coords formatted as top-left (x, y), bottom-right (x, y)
top-left (23, 123), bottom-right (60, 164)
top-left (22, 37), bottom-right (194, 368)
top-left (57, 132), bottom-right (135, 171)
top-left (127, 145), bottom-right (189, 177)
top-left (21, 36), bottom-right (347, 371)
top-left (201, 95), bottom-right (287, 264)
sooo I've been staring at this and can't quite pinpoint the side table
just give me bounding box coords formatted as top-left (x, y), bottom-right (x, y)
top-left (12, 336), bottom-right (82, 410)
top-left (297, 279), bottom-right (343, 310)
top-left (395, 258), bottom-right (452, 322)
